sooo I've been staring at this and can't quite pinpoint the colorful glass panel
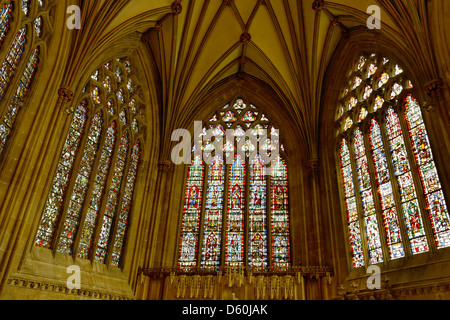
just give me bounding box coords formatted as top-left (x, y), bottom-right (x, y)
top-left (0, 47), bottom-right (39, 156)
top-left (35, 102), bottom-right (88, 247)
top-left (271, 155), bottom-right (291, 270)
top-left (178, 156), bottom-right (204, 269)
top-left (354, 129), bottom-right (383, 264)
top-left (339, 139), bottom-right (364, 267)
top-left (386, 107), bottom-right (428, 254)
top-left (0, 26), bottom-right (27, 100)
top-left (95, 131), bottom-right (130, 263)
top-left (369, 124), bottom-right (403, 259)
top-left (111, 141), bottom-right (140, 267)
top-left (0, 1), bottom-right (13, 47)
top-left (248, 154), bottom-right (268, 270)
top-left (77, 122), bottom-right (117, 259)
top-left (225, 155), bottom-right (245, 267)
top-left (405, 94), bottom-right (450, 248)
top-left (200, 156), bottom-right (225, 270)
top-left (57, 111), bottom-right (103, 254)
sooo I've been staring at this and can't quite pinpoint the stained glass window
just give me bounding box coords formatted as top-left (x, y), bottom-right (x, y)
top-left (0, 1), bottom-right (13, 48)
top-left (77, 121), bottom-right (117, 259)
top-left (179, 155), bottom-right (204, 269)
top-left (354, 129), bottom-right (383, 264)
top-left (404, 94), bottom-right (450, 248)
top-left (179, 98), bottom-right (291, 271)
top-left (0, 1), bottom-right (50, 159)
top-left (56, 110), bottom-right (104, 255)
top-left (225, 155), bottom-right (245, 267)
top-left (21, 0), bottom-right (30, 16)
top-left (0, 26), bottom-right (27, 100)
top-left (0, 46), bottom-right (39, 156)
top-left (35, 102), bottom-right (88, 247)
top-left (339, 139), bottom-right (364, 268)
top-left (386, 107), bottom-right (428, 254)
top-left (337, 53), bottom-right (449, 268)
top-left (35, 58), bottom-right (144, 268)
top-left (248, 154), bottom-right (268, 270)
top-left (111, 140), bottom-right (141, 267)
top-left (369, 119), bottom-right (404, 260)
top-left (271, 155), bottom-right (290, 270)
top-left (200, 156), bottom-right (225, 270)
top-left (94, 131), bottom-right (130, 263)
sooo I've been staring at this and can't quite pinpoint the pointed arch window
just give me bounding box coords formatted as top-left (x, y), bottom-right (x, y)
top-left (336, 53), bottom-right (450, 268)
top-left (0, 0), bottom-right (49, 158)
top-left (34, 57), bottom-right (145, 268)
top-left (178, 98), bottom-right (291, 271)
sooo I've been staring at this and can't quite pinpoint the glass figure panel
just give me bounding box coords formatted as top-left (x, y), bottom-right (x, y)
top-left (248, 154), bottom-right (268, 270)
top-left (225, 155), bottom-right (245, 268)
top-left (201, 156), bottom-right (225, 270)
top-left (178, 156), bottom-right (204, 269)
top-left (271, 155), bottom-right (291, 270)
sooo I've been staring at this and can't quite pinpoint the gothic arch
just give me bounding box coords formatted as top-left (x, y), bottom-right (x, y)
top-left (320, 30), bottom-right (450, 291)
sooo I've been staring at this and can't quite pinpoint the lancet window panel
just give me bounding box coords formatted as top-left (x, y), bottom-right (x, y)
top-left (0, 0), bottom-right (49, 160)
top-left (34, 57), bottom-right (145, 269)
top-left (178, 98), bottom-right (291, 272)
top-left (336, 53), bottom-right (450, 269)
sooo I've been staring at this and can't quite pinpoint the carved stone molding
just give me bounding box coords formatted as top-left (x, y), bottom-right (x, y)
top-left (312, 0), bottom-right (325, 13)
top-left (157, 160), bottom-right (173, 173)
top-left (237, 72), bottom-right (246, 80)
top-left (425, 79), bottom-right (444, 99)
top-left (305, 158), bottom-right (320, 176)
top-left (337, 278), bottom-right (450, 300)
top-left (171, 1), bottom-right (182, 16)
top-left (7, 275), bottom-right (134, 300)
top-left (153, 24), bottom-right (162, 33)
top-left (58, 87), bottom-right (74, 107)
top-left (240, 32), bottom-right (252, 44)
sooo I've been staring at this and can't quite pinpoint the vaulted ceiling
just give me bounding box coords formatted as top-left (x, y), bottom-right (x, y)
top-left (64, 0), bottom-right (436, 161)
